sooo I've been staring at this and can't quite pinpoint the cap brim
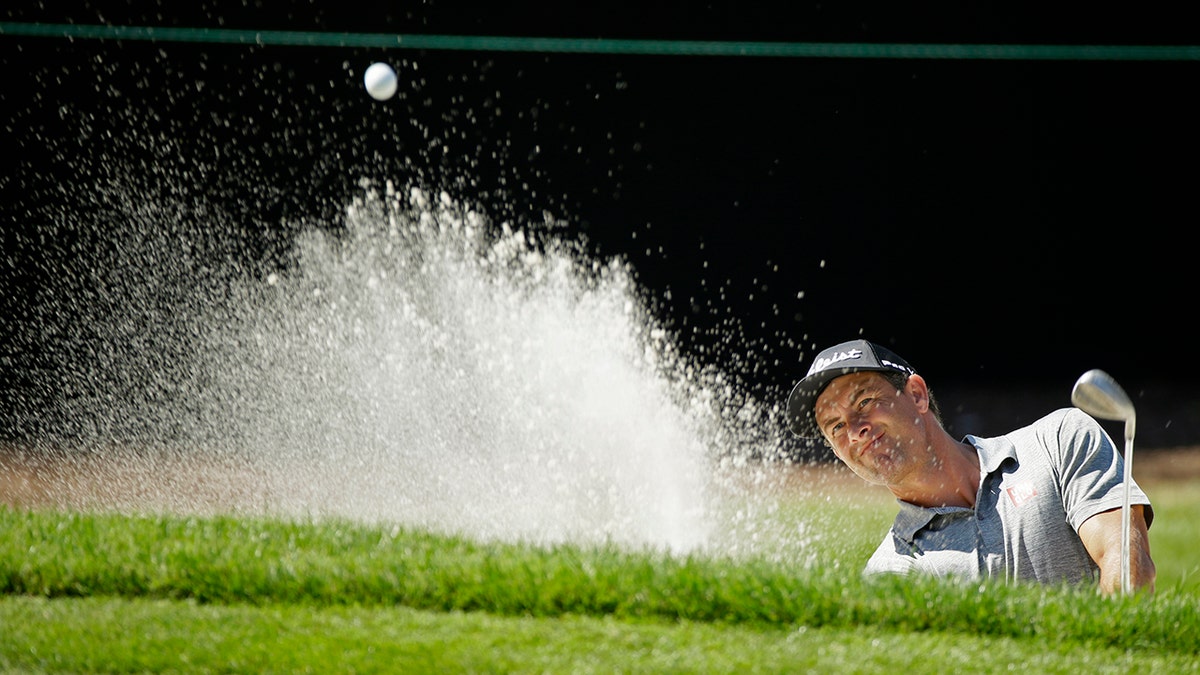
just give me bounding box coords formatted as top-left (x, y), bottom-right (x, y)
top-left (786, 370), bottom-right (839, 438)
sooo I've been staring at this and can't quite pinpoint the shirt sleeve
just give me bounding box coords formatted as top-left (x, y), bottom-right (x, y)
top-left (1053, 408), bottom-right (1152, 531)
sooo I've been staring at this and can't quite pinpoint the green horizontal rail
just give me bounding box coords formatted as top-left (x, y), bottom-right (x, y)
top-left (2, 22), bottom-right (1198, 61)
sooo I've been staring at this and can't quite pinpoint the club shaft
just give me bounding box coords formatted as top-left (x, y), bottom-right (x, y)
top-left (1121, 424), bottom-right (1134, 595)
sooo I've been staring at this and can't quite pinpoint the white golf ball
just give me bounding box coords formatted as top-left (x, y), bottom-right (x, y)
top-left (363, 62), bottom-right (398, 101)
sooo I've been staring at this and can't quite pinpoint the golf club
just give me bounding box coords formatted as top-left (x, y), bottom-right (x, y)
top-left (1071, 369), bottom-right (1136, 594)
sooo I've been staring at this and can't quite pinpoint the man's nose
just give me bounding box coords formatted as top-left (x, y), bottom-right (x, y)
top-left (848, 411), bottom-right (872, 439)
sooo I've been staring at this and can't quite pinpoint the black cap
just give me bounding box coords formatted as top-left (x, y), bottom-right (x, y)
top-left (785, 339), bottom-right (916, 438)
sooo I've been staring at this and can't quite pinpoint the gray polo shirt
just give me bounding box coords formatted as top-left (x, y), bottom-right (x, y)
top-left (864, 407), bottom-right (1152, 585)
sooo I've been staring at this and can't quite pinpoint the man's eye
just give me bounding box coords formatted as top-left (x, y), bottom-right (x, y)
top-left (857, 397), bottom-right (874, 409)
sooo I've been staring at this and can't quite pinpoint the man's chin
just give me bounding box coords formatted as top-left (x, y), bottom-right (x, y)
top-left (848, 465), bottom-right (888, 486)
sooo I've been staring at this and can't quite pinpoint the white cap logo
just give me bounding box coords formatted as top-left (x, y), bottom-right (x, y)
top-left (806, 348), bottom-right (864, 376)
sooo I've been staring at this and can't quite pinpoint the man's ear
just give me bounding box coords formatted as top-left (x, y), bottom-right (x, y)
top-left (907, 374), bottom-right (931, 413)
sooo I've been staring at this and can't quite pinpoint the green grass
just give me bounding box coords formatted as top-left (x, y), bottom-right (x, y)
top-left (2, 478), bottom-right (1199, 673)
top-left (5, 595), bottom-right (1198, 674)
top-left (1140, 482), bottom-right (1200, 594)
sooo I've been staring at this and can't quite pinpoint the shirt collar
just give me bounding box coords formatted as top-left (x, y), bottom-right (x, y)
top-left (890, 434), bottom-right (1019, 544)
top-left (963, 432), bottom-right (1019, 476)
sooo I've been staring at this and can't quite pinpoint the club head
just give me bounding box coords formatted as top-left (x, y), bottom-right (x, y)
top-left (1071, 369), bottom-right (1135, 422)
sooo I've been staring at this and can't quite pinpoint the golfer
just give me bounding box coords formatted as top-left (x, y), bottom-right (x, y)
top-left (786, 339), bottom-right (1155, 594)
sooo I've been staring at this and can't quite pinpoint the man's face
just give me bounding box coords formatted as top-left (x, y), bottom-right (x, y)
top-left (814, 371), bottom-right (926, 485)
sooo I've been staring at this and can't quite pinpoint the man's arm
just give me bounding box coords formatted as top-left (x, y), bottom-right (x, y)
top-left (1077, 504), bottom-right (1155, 594)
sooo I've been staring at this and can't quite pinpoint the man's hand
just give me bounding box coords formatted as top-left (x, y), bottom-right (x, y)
top-left (1078, 504), bottom-right (1155, 594)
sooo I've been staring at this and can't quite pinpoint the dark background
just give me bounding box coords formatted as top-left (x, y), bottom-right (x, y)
top-left (2, 2), bottom-right (1198, 451)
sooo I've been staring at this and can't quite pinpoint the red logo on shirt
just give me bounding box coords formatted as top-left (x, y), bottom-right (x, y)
top-left (1006, 482), bottom-right (1038, 507)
